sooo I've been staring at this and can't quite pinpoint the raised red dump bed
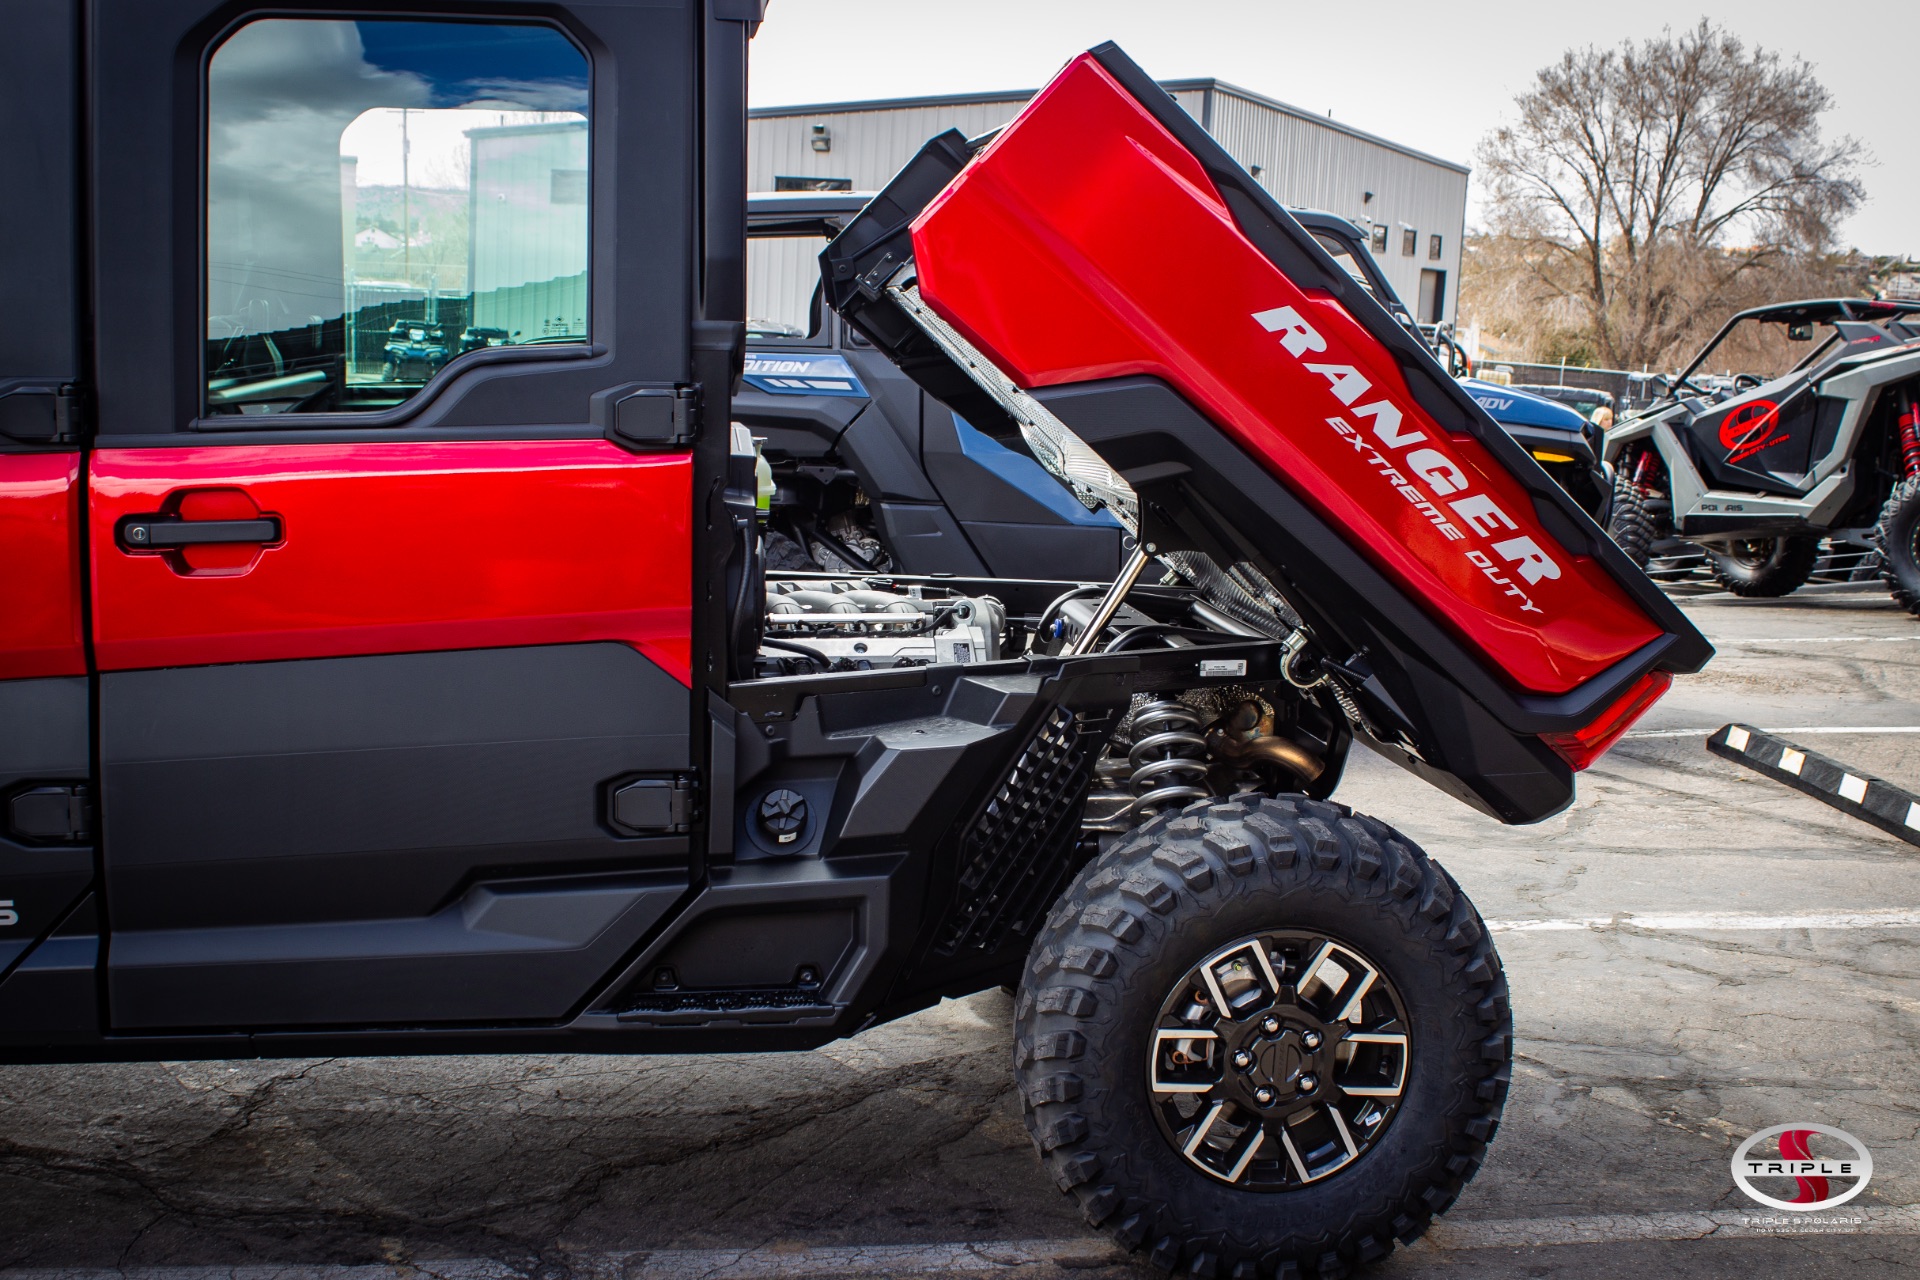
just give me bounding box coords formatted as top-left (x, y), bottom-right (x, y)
top-left (824, 45), bottom-right (1710, 822)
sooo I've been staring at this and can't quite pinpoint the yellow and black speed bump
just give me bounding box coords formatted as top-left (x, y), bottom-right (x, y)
top-left (1708, 723), bottom-right (1920, 848)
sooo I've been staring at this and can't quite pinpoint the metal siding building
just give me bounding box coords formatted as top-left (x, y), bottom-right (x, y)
top-left (749, 80), bottom-right (1467, 324)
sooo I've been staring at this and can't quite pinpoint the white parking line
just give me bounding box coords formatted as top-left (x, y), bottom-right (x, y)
top-left (1628, 725), bottom-right (1920, 738)
top-left (1423, 1203), bottom-right (1920, 1249)
top-left (10, 1207), bottom-right (1918, 1280)
top-left (1488, 908), bottom-right (1920, 933)
top-left (617, 1240), bottom-right (1106, 1278)
top-left (1716, 636), bottom-right (1920, 644)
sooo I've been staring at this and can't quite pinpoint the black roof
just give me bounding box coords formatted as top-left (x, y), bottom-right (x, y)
top-left (1732, 297), bottom-right (1920, 325)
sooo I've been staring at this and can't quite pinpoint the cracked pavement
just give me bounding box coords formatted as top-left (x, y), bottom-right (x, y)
top-left (2, 593), bottom-right (1918, 1277)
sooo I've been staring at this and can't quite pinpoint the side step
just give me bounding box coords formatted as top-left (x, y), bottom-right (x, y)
top-left (616, 988), bottom-right (840, 1027)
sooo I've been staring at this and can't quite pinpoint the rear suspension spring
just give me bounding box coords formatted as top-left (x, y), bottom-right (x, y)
top-left (1898, 389), bottom-right (1920, 479)
top-left (1124, 698), bottom-right (1211, 808)
top-left (1631, 446), bottom-right (1662, 491)
top-left (1085, 698), bottom-right (1210, 830)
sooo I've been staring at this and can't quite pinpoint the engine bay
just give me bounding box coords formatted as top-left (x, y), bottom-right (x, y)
top-left (757, 577), bottom-right (1006, 673)
top-left (740, 549), bottom-right (1353, 842)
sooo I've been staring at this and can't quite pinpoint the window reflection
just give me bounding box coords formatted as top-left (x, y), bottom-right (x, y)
top-left (205, 19), bottom-right (590, 416)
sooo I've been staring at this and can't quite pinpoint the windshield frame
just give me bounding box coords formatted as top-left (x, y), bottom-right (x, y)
top-left (1670, 319), bottom-right (1838, 397)
top-left (745, 210), bottom-right (855, 345)
top-left (1666, 299), bottom-right (1920, 402)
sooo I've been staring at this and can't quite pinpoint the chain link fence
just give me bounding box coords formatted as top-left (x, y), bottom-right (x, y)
top-left (1471, 359), bottom-right (1672, 412)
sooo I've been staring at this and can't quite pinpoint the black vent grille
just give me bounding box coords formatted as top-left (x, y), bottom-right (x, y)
top-left (936, 706), bottom-right (1113, 955)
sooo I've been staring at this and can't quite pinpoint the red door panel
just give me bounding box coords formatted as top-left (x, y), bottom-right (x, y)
top-left (0, 452), bottom-right (86, 680)
top-left (89, 440), bottom-right (692, 684)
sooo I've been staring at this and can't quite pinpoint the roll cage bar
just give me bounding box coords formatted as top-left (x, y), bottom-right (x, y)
top-left (1664, 297), bottom-right (1920, 402)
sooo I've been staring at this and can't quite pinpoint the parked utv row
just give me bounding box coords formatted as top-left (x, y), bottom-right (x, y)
top-left (1603, 298), bottom-right (1920, 608)
top-left (0, 6), bottom-right (1710, 1276)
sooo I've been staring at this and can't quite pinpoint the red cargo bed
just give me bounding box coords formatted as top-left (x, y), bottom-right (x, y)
top-left (821, 44), bottom-right (1710, 821)
top-left (912, 53), bottom-right (1655, 697)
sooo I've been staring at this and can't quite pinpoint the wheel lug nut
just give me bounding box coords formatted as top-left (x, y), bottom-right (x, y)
top-left (1254, 1087), bottom-right (1275, 1105)
top-left (1261, 1017), bottom-right (1280, 1034)
top-left (1299, 1073), bottom-right (1319, 1094)
top-left (1232, 1050), bottom-right (1252, 1069)
top-left (1303, 1031), bottom-right (1322, 1050)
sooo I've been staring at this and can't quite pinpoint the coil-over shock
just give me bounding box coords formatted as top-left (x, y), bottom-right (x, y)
top-left (1896, 386), bottom-right (1920, 479)
top-left (1084, 697), bottom-right (1211, 831)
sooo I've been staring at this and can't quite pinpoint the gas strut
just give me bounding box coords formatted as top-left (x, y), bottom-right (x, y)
top-left (1064, 546), bottom-right (1154, 656)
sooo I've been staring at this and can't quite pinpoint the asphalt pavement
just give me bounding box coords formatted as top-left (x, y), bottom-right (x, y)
top-left (2, 591), bottom-right (1917, 1279)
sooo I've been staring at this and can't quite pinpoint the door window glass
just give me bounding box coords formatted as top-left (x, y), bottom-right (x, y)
top-left (205, 20), bottom-right (589, 417)
top-left (1311, 232), bottom-right (1378, 300)
top-left (747, 235), bottom-right (830, 341)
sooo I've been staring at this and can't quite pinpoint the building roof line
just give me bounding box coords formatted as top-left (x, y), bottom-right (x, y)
top-left (1164, 78), bottom-right (1470, 175)
top-left (749, 88), bottom-right (1038, 118)
top-left (749, 78), bottom-right (1469, 175)
top-left (462, 120), bottom-right (586, 138)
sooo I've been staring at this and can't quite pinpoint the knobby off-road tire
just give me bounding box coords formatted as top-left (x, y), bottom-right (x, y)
top-left (1876, 474), bottom-right (1920, 616)
top-left (761, 529), bottom-right (818, 573)
top-left (1703, 535), bottom-right (1819, 598)
top-left (1605, 479), bottom-right (1657, 568)
top-left (1015, 797), bottom-right (1511, 1278)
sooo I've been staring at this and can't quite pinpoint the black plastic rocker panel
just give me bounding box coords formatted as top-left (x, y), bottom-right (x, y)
top-left (1, 638), bottom-right (1280, 1061)
top-left (0, 678), bottom-right (97, 987)
top-left (95, 643), bottom-right (694, 1032)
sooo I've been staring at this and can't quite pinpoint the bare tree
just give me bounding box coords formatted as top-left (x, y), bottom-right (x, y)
top-left (1474, 21), bottom-right (1865, 370)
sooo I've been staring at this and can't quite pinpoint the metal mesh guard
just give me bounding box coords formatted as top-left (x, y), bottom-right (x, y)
top-left (937, 706), bottom-right (1111, 955)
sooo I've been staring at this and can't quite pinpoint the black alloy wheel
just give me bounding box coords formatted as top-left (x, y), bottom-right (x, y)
top-left (1703, 535), bottom-right (1818, 597)
top-left (1149, 930), bottom-right (1409, 1190)
top-left (1015, 796), bottom-right (1510, 1277)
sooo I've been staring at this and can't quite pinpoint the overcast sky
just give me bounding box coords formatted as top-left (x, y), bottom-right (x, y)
top-left (749, 1), bottom-right (1917, 257)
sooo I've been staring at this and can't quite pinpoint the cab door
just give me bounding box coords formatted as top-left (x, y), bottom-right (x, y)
top-left (0, 0), bottom-right (96, 989)
top-left (86, 1), bottom-right (721, 1031)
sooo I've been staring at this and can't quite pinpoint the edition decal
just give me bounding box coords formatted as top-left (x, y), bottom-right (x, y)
top-left (741, 351), bottom-right (868, 398)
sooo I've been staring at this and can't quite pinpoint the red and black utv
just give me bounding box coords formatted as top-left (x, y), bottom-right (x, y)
top-left (1602, 298), bottom-right (1920, 605)
top-left (0, 5), bottom-right (1707, 1274)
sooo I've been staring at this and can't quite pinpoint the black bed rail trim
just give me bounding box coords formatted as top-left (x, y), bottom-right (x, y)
top-left (725, 638), bottom-right (1288, 724)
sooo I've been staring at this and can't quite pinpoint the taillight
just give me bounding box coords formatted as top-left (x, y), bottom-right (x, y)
top-left (1541, 670), bottom-right (1673, 771)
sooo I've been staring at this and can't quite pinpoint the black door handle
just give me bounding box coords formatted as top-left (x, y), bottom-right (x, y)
top-left (119, 517), bottom-right (281, 549)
